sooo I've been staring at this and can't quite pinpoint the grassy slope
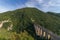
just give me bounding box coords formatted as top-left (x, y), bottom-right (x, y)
top-left (0, 28), bottom-right (34, 40)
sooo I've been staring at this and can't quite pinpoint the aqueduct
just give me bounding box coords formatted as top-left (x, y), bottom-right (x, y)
top-left (31, 18), bottom-right (60, 40)
top-left (34, 23), bottom-right (60, 40)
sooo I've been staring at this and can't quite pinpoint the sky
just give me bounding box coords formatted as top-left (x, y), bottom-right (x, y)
top-left (0, 0), bottom-right (60, 13)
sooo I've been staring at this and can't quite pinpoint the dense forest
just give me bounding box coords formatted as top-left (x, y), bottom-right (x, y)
top-left (0, 7), bottom-right (60, 40)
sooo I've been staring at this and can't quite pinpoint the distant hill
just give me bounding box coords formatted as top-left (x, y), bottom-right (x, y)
top-left (0, 7), bottom-right (60, 40)
top-left (47, 12), bottom-right (60, 17)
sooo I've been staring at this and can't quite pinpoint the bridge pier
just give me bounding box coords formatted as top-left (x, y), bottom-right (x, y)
top-left (43, 31), bottom-right (46, 37)
top-left (47, 34), bottom-right (51, 40)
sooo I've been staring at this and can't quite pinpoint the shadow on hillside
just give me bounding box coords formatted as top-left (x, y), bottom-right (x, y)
top-left (25, 23), bottom-right (48, 40)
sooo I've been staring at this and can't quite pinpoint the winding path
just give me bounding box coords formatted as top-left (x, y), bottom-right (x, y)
top-left (0, 19), bottom-right (13, 30)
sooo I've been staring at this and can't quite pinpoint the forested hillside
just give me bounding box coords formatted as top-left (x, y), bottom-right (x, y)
top-left (47, 12), bottom-right (60, 17)
top-left (0, 7), bottom-right (60, 40)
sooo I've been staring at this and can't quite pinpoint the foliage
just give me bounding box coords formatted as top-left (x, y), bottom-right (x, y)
top-left (0, 7), bottom-right (60, 40)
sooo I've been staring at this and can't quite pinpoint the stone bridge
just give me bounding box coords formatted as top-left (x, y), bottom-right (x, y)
top-left (34, 23), bottom-right (60, 40)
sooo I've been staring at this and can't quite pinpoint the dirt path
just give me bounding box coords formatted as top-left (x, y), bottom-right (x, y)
top-left (0, 20), bottom-right (13, 30)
